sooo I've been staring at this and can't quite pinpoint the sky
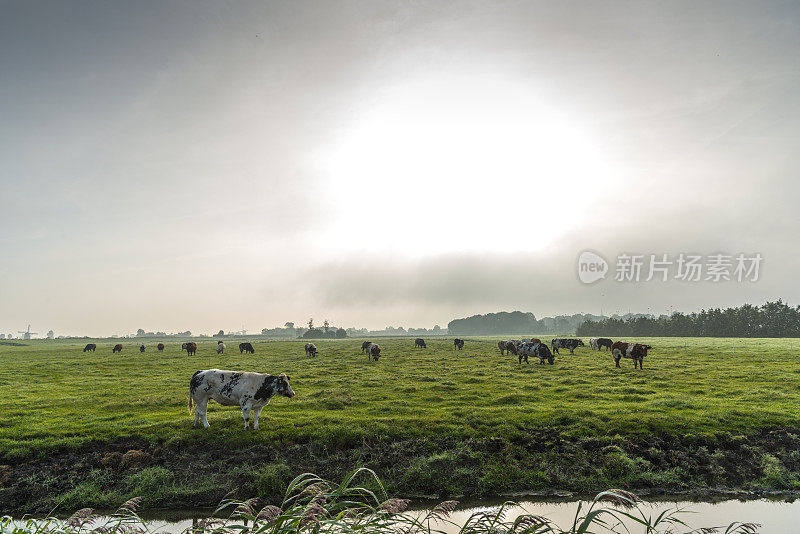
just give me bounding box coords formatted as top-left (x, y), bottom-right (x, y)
top-left (1, 1), bottom-right (799, 336)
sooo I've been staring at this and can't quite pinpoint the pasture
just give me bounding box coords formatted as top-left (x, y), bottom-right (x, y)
top-left (3, 336), bottom-right (800, 513)
top-left (2, 336), bottom-right (800, 458)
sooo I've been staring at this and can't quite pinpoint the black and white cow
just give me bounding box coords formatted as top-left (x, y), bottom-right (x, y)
top-left (454, 338), bottom-right (465, 350)
top-left (83, 343), bottom-right (96, 352)
top-left (217, 341), bottom-right (226, 355)
top-left (188, 369), bottom-right (295, 430)
top-left (366, 342), bottom-right (381, 361)
top-left (518, 342), bottom-right (555, 365)
top-left (239, 342), bottom-right (255, 354)
top-left (361, 341), bottom-right (373, 354)
top-left (612, 342), bottom-right (652, 369)
top-left (597, 338), bottom-right (613, 351)
top-left (551, 338), bottom-right (585, 354)
top-left (305, 343), bottom-right (318, 357)
top-left (589, 338), bottom-right (598, 350)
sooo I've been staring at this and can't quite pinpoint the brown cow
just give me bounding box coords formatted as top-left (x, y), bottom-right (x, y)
top-left (498, 341), bottom-right (517, 355)
top-left (112, 344), bottom-right (122, 353)
top-left (611, 341), bottom-right (652, 369)
top-left (183, 342), bottom-right (197, 356)
top-left (157, 343), bottom-right (165, 352)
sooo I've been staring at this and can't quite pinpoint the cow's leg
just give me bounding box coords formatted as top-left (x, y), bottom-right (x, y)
top-left (241, 402), bottom-right (252, 430)
top-left (197, 399), bottom-right (210, 429)
top-left (253, 406), bottom-right (265, 430)
top-left (615, 357), bottom-right (621, 368)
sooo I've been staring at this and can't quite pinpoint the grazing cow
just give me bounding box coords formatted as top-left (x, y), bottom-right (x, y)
top-left (589, 338), bottom-right (598, 350)
top-left (83, 343), bottom-right (96, 352)
top-left (217, 341), bottom-right (226, 355)
top-left (112, 344), bottom-right (123, 353)
top-left (518, 342), bottom-right (554, 365)
top-left (305, 343), bottom-right (318, 357)
top-left (188, 369), bottom-right (295, 430)
top-left (414, 338), bottom-right (426, 349)
top-left (367, 343), bottom-right (381, 361)
top-left (139, 344), bottom-right (146, 353)
top-left (361, 341), bottom-right (373, 354)
top-left (498, 340), bottom-right (517, 356)
top-left (157, 343), bottom-right (165, 352)
top-left (551, 338), bottom-right (585, 355)
top-left (454, 338), bottom-right (465, 350)
top-left (182, 342), bottom-right (197, 356)
top-left (597, 338), bottom-right (613, 351)
top-left (239, 342), bottom-right (255, 354)
top-left (611, 341), bottom-right (652, 369)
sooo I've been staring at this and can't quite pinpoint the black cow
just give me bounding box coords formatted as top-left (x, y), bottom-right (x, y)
top-left (551, 338), bottom-right (585, 355)
top-left (139, 344), bottom-right (146, 353)
top-left (414, 338), bottom-right (426, 348)
top-left (597, 338), bottom-right (613, 351)
top-left (454, 338), bottom-right (465, 350)
top-left (239, 342), bottom-right (255, 354)
top-left (157, 343), bottom-right (165, 352)
top-left (83, 343), bottom-right (96, 352)
top-left (112, 344), bottom-right (123, 353)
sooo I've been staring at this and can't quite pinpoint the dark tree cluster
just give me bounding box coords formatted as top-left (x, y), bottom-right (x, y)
top-left (576, 300), bottom-right (800, 338)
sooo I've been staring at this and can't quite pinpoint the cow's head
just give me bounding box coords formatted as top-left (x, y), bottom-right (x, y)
top-left (642, 344), bottom-right (653, 352)
top-left (278, 373), bottom-right (295, 398)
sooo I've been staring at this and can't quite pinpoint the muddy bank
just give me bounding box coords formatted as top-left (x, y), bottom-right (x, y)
top-left (3, 428), bottom-right (800, 515)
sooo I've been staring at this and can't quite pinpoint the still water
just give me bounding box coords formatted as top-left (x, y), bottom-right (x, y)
top-left (97, 497), bottom-right (800, 534)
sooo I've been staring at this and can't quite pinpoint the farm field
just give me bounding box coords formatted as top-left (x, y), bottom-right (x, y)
top-left (2, 336), bottom-right (800, 513)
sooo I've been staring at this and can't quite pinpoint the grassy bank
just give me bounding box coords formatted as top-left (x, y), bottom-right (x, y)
top-left (2, 337), bottom-right (800, 513)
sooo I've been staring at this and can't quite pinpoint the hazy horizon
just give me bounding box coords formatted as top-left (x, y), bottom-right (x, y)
top-left (2, 1), bottom-right (799, 336)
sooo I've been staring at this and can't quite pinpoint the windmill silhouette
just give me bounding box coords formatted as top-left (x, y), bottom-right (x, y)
top-left (18, 325), bottom-right (38, 340)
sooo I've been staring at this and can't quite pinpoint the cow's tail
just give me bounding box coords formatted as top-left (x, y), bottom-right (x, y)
top-left (188, 390), bottom-right (194, 413)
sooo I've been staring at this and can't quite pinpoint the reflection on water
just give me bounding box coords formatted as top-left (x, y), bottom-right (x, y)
top-left (93, 498), bottom-right (800, 534)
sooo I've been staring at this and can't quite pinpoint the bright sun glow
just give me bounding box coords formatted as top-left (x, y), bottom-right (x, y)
top-left (318, 75), bottom-right (613, 256)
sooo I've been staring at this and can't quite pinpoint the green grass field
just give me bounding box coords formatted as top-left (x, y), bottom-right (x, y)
top-left (3, 336), bottom-right (800, 512)
top-left (2, 336), bottom-right (800, 458)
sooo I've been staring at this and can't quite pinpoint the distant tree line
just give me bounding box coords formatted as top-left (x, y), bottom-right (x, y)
top-left (446, 311), bottom-right (638, 335)
top-left (576, 300), bottom-right (800, 338)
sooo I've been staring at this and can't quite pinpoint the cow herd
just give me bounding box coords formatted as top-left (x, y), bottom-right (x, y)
top-left (84, 337), bottom-right (652, 369)
top-left (86, 341), bottom-right (256, 355)
top-left (77, 336), bottom-right (654, 431)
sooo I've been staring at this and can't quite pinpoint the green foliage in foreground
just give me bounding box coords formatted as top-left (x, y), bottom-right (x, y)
top-left (0, 469), bottom-right (761, 534)
top-left (2, 336), bottom-right (800, 459)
